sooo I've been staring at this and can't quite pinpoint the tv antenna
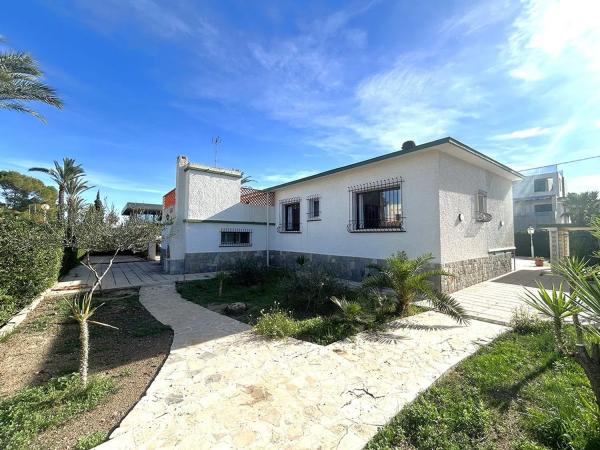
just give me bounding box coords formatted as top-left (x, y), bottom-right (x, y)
top-left (212, 136), bottom-right (221, 167)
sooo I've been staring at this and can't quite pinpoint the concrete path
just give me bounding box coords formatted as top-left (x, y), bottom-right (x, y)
top-left (97, 283), bottom-right (505, 450)
top-left (54, 256), bottom-right (211, 293)
top-left (452, 260), bottom-right (566, 325)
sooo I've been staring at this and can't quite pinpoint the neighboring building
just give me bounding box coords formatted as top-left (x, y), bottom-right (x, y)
top-left (512, 165), bottom-right (570, 231)
top-left (162, 188), bottom-right (176, 223)
top-left (161, 137), bottom-right (523, 293)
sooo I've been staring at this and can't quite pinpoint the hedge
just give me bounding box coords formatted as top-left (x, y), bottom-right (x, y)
top-left (0, 216), bottom-right (63, 327)
top-left (514, 231), bottom-right (550, 258)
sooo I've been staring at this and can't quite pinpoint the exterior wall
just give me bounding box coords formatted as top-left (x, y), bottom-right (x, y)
top-left (438, 152), bottom-right (515, 264)
top-left (440, 252), bottom-right (513, 293)
top-left (184, 250), bottom-right (267, 273)
top-left (186, 170), bottom-right (241, 220)
top-left (268, 150), bottom-right (442, 262)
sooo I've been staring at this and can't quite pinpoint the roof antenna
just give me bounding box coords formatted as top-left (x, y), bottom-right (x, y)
top-left (212, 136), bottom-right (221, 167)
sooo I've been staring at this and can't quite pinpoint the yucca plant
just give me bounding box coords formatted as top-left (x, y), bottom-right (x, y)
top-left (523, 282), bottom-right (581, 354)
top-left (551, 256), bottom-right (600, 413)
top-left (65, 292), bottom-right (117, 386)
top-left (363, 252), bottom-right (467, 324)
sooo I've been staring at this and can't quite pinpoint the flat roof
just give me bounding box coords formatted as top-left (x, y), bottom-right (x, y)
top-left (121, 202), bottom-right (162, 215)
top-left (184, 163), bottom-right (242, 178)
top-left (265, 137), bottom-right (523, 191)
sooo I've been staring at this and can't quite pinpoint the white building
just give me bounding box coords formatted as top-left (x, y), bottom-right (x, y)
top-left (161, 137), bottom-right (523, 292)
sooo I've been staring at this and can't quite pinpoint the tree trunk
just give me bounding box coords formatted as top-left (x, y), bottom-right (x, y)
top-left (57, 185), bottom-right (64, 221)
top-left (572, 343), bottom-right (600, 412)
top-left (79, 319), bottom-right (89, 386)
top-left (553, 317), bottom-right (565, 355)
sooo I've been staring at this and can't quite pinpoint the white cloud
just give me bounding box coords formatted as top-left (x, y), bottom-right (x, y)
top-left (566, 174), bottom-right (600, 193)
top-left (491, 126), bottom-right (553, 140)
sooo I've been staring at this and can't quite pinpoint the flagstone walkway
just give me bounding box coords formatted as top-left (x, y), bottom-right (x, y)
top-left (97, 283), bottom-right (506, 450)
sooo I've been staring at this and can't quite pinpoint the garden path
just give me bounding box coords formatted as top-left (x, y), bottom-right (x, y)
top-left (96, 283), bottom-right (505, 450)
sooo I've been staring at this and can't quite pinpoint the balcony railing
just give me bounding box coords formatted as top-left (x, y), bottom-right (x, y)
top-left (347, 218), bottom-right (405, 232)
top-left (476, 212), bottom-right (492, 222)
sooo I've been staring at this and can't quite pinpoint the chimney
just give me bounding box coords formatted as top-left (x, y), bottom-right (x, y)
top-left (401, 140), bottom-right (416, 151)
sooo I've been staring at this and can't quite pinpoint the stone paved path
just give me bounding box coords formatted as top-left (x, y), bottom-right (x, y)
top-left (97, 284), bottom-right (506, 450)
top-left (55, 256), bottom-right (211, 293)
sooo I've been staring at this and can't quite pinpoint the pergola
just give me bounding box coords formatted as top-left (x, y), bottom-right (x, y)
top-left (539, 224), bottom-right (594, 262)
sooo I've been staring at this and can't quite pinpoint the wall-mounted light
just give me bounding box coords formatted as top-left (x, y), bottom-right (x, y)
top-left (458, 213), bottom-right (465, 222)
top-left (499, 220), bottom-right (504, 227)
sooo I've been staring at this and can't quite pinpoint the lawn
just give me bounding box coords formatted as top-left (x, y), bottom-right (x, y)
top-left (0, 289), bottom-right (172, 450)
top-left (366, 325), bottom-right (600, 450)
top-left (176, 267), bottom-right (425, 346)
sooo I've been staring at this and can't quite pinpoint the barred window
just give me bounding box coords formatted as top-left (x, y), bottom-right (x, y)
top-left (278, 198), bottom-right (301, 232)
top-left (220, 229), bottom-right (252, 247)
top-left (348, 178), bottom-right (404, 232)
top-left (307, 195), bottom-right (320, 220)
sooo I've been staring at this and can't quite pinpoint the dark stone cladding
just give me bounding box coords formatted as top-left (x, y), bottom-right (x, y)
top-left (438, 252), bottom-right (513, 293)
top-left (167, 249), bottom-right (512, 294)
top-left (183, 250), bottom-right (267, 273)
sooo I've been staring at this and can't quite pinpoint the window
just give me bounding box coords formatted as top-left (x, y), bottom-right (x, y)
top-left (278, 198), bottom-right (301, 232)
top-left (348, 178), bottom-right (404, 232)
top-left (307, 196), bottom-right (320, 220)
top-left (220, 229), bottom-right (251, 247)
top-left (534, 203), bottom-right (553, 213)
top-left (534, 177), bottom-right (553, 192)
top-left (476, 191), bottom-right (491, 222)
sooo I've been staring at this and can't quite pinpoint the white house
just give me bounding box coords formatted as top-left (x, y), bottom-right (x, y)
top-left (161, 137), bottom-right (523, 292)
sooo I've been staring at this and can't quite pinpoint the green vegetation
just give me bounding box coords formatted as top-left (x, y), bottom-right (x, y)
top-left (0, 215), bottom-right (63, 326)
top-left (75, 431), bottom-right (107, 450)
top-left (367, 327), bottom-right (600, 450)
top-left (0, 374), bottom-right (115, 450)
top-left (178, 262), bottom-right (426, 345)
top-left (0, 170), bottom-right (57, 212)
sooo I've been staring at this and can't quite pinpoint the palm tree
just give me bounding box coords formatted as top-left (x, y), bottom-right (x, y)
top-left (563, 191), bottom-right (600, 225)
top-left (363, 252), bottom-right (468, 323)
top-left (240, 171), bottom-right (254, 185)
top-left (0, 36), bottom-right (63, 122)
top-left (29, 158), bottom-right (86, 221)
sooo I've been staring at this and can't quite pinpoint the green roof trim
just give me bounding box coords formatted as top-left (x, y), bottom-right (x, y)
top-left (184, 219), bottom-right (275, 226)
top-left (265, 137), bottom-right (523, 191)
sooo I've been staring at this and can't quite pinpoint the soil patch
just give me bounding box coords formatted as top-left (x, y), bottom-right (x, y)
top-left (0, 288), bottom-right (172, 449)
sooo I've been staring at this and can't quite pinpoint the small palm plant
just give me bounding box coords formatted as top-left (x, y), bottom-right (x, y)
top-left (65, 292), bottom-right (117, 386)
top-left (215, 272), bottom-right (227, 297)
top-left (522, 283), bottom-right (581, 354)
top-left (362, 252), bottom-right (467, 324)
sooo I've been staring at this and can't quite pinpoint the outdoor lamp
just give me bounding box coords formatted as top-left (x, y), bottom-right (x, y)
top-left (527, 226), bottom-right (535, 258)
top-left (41, 203), bottom-right (50, 222)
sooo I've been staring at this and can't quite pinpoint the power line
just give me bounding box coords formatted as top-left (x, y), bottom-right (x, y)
top-left (520, 154), bottom-right (600, 171)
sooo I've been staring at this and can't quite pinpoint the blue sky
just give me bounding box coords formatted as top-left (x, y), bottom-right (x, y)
top-left (1, 0), bottom-right (599, 211)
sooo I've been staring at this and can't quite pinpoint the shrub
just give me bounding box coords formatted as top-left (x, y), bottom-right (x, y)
top-left (228, 258), bottom-right (268, 286)
top-left (510, 306), bottom-right (547, 334)
top-left (0, 289), bottom-right (16, 327)
top-left (254, 307), bottom-right (299, 338)
top-left (0, 216), bottom-right (63, 325)
top-left (278, 264), bottom-right (350, 315)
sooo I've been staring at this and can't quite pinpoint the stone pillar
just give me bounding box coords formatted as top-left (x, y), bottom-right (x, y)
top-left (549, 229), bottom-right (559, 262)
top-left (147, 241), bottom-right (157, 260)
top-left (558, 230), bottom-right (570, 259)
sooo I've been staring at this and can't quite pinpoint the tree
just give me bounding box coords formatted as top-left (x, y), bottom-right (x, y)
top-left (0, 36), bottom-right (62, 122)
top-left (0, 170), bottom-right (56, 211)
top-left (29, 158), bottom-right (86, 221)
top-left (64, 205), bottom-right (162, 385)
top-left (564, 191), bottom-right (600, 226)
top-left (240, 171), bottom-right (254, 185)
top-left (362, 252), bottom-right (467, 323)
top-left (94, 190), bottom-right (103, 212)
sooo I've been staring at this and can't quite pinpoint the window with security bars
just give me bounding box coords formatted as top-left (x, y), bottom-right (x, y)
top-left (220, 229), bottom-right (251, 247)
top-left (307, 196), bottom-right (320, 220)
top-left (348, 178), bottom-right (404, 232)
top-left (278, 198), bottom-right (301, 232)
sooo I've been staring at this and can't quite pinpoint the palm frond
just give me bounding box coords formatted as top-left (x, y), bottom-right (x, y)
top-left (422, 288), bottom-right (469, 324)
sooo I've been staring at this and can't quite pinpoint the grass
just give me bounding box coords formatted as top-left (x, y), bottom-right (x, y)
top-left (0, 374), bottom-right (116, 450)
top-left (75, 431), bottom-right (107, 450)
top-left (366, 326), bottom-right (600, 450)
top-left (177, 271), bottom-right (425, 345)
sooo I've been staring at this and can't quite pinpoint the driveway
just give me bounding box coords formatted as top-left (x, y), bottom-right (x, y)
top-left (452, 260), bottom-right (566, 325)
top-left (97, 283), bottom-right (505, 450)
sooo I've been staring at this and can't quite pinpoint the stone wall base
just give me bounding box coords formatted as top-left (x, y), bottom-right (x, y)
top-left (439, 252), bottom-right (513, 293)
top-left (164, 249), bottom-right (513, 294)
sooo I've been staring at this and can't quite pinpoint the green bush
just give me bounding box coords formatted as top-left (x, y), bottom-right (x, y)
top-left (510, 306), bottom-right (547, 334)
top-left (254, 307), bottom-right (299, 338)
top-left (0, 216), bottom-right (63, 325)
top-left (278, 264), bottom-right (351, 315)
top-left (228, 257), bottom-right (269, 286)
top-left (59, 247), bottom-right (85, 278)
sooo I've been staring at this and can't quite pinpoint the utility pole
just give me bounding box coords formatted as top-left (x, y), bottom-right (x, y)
top-left (212, 136), bottom-right (221, 167)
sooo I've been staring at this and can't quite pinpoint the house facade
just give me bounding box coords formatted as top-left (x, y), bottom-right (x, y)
top-left (161, 137), bottom-right (522, 293)
top-left (512, 165), bottom-right (570, 231)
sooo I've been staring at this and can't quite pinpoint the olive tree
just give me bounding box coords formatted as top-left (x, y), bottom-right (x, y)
top-left (65, 205), bottom-right (162, 385)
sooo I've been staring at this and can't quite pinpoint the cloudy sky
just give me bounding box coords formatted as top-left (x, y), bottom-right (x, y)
top-left (1, 0), bottom-right (599, 209)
